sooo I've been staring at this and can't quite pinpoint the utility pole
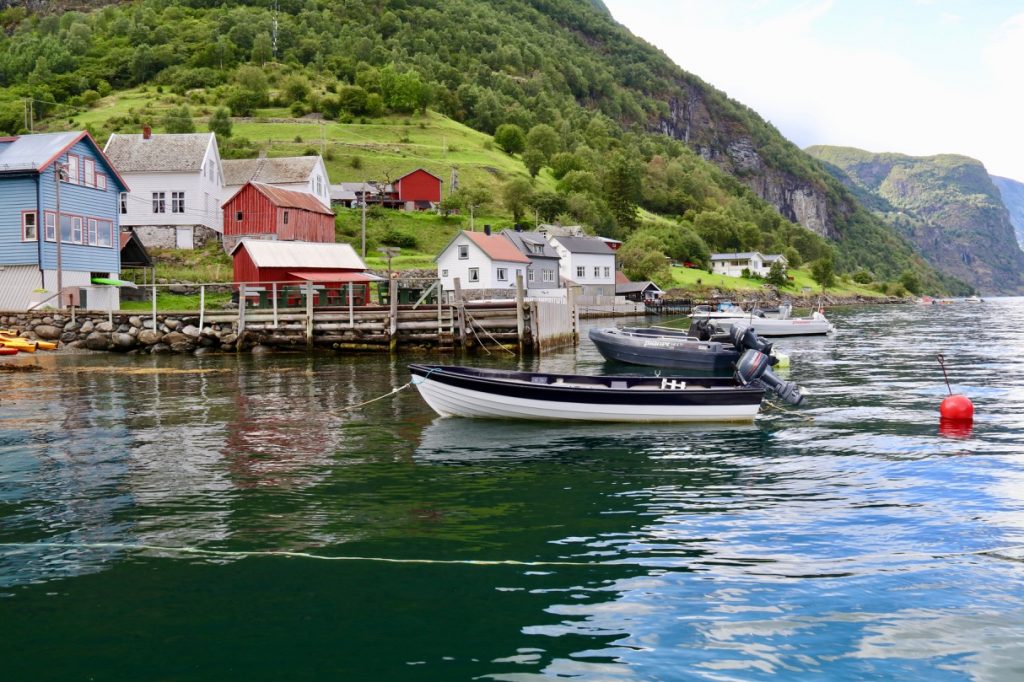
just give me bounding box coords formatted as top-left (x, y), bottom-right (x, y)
top-left (360, 187), bottom-right (367, 258)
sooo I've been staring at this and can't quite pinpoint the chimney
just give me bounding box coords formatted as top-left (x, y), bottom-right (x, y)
top-left (484, 224), bottom-right (491, 236)
top-left (142, 125), bottom-right (151, 140)
top-left (514, 223), bottom-right (523, 232)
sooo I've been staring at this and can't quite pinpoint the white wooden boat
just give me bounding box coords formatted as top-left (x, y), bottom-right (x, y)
top-left (409, 364), bottom-right (767, 423)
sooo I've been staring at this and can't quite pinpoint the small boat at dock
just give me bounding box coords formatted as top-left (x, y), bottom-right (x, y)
top-left (589, 324), bottom-right (780, 373)
top-left (409, 356), bottom-right (802, 423)
top-left (691, 302), bottom-right (834, 337)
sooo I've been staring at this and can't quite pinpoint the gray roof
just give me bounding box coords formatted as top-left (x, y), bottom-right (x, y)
top-left (537, 223), bottom-right (586, 237)
top-left (762, 254), bottom-right (788, 263)
top-left (710, 252), bottom-right (763, 260)
top-left (501, 229), bottom-right (560, 260)
top-left (330, 182), bottom-right (390, 202)
top-left (0, 131), bottom-right (83, 173)
top-left (103, 133), bottom-right (213, 173)
top-left (617, 281), bottom-right (662, 294)
top-left (230, 239), bottom-right (367, 270)
top-left (551, 235), bottom-right (615, 255)
top-left (223, 156), bottom-right (322, 187)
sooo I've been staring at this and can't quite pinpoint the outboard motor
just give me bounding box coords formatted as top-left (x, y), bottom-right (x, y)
top-left (734, 349), bottom-right (804, 405)
top-left (688, 318), bottom-right (716, 341)
top-left (728, 325), bottom-right (775, 359)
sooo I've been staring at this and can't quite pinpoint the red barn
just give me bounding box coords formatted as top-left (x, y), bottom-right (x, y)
top-left (393, 168), bottom-right (442, 209)
top-left (223, 182), bottom-right (335, 245)
top-left (231, 239), bottom-right (382, 306)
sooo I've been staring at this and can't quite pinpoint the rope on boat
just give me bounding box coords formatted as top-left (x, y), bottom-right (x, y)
top-left (337, 381), bottom-right (412, 412)
top-left (463, 310), bottom-right (517, 356)
top-left (761, 399), bottom-right (814, 421)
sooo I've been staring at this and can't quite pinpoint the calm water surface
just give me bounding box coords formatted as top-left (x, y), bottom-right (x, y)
top-left (2, 300), bottom-right (1024, 680)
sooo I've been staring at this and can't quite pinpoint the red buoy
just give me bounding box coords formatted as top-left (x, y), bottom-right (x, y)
top-left (939, 394), bottom-right (974, 421)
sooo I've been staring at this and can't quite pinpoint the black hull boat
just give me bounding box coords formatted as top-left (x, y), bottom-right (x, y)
top-left (589, 324), bottom-right (777, 374)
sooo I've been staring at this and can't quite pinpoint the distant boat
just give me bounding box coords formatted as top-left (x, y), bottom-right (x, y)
top-left (408, 359), bottom-right (799, 423)
top-left (690, 302), bottom-right (834, 337)
top-left (965, 295), bottom-right (983, 303)
top-left (916, 296), bottom-right (935, 305)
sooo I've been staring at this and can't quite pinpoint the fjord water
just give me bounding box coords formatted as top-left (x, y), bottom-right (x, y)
top-left (2, 300), bottom-right (1024, 681)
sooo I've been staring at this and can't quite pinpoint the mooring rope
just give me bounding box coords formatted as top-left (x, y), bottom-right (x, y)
top-left (464, 310), bottom-right (517, 356)
top-left (336, 381), bottom-right (413, 412)
top-left (761, 400), bottom-right (814, 422)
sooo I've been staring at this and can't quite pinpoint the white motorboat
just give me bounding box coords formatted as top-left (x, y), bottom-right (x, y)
top-left (692, 302), bottom-right (834, 337)
top-left (407, 360), bottom-right (797, 423)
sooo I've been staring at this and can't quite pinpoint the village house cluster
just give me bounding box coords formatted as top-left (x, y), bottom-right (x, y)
top-left (1, 129), bottom-right (666, 311)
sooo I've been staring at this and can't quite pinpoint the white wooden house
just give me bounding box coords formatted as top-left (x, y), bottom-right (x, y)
top-left (103, 129), bottom-right (224, 250)
top-left (222, 155), bottom-right (331, 209)
top-left (710, 252), bottom-right (787, 277)
top-left (436, 229), bottom-right (530, 300)
top-left (547, 234), bottom-right (617, 297)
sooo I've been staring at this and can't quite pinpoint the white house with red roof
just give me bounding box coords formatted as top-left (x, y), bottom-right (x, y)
top-left (436, 228), bottom-right (530, 298)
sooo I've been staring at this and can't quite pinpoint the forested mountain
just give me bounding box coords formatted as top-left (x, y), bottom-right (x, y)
top-left (992, 176), bottom-right (1024, 250)
top-left (0, 0), bottom-right (966, 292)
top-left (808, 146), bottom-right (1024, 295)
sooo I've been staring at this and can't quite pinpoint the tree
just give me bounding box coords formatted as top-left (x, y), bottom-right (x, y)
top-left (502, 177), bottom-right (534, 223)
top-left (783, 246), bottom-right (802, 269)
top-left (251, 32), bottom-right (273, 66)
top-left (208, 107), bottom-right (232, 138)
top-left (494, 123), bottom-right (526, 155)
top-left (163, 105), bottom-right (195, 134)
top-left (899, 268), bottom-right (921, 295)
top-left (522, 148), bottom-right (545, 178)
top-left (603, 153), bottom-right (642, 233)
top-left (530, 190), bottom-right (568, 222)
top-left (810, 255), bottom-right (835, 289)
top-left (525, 123), bottom-right (559, 163)
top-left (766, 260), bottom-right (787, 288)
top-left (619, 234), bottom-right (672, 287)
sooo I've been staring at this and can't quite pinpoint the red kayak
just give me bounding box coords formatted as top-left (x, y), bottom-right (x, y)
top-left (0, 347), bottom-right (18, 355)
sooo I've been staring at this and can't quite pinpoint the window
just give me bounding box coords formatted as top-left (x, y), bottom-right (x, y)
top-left (87, 219), bottom-right (98, 245)
top-left (542, 269), bottom-right (554, 283)
top-left (60, 214), bottom-right (71, 241)
top-left (468, 267), bottom-right (479, 283)
top-left (235, 211), bottom-right (243, 221)
top-left (171, 191), bottom-right (185, 213)
top-left (496, 267), bottom-right (507, 281)
top-left (84, 158), bottom-right (96, 187)
top-left (152, 192), bottom-right (166, 213)
top-left (44, 212), bottom-right (56, 241)
top-left (65, 155), bottom-right (79, 184)
top-left (96, 174), bottom-right (107, 190)
top-left (527, 269), bottom-right (535, 283)
top-left (604, 266), bottom-right (611, 278)
top-left (528, 242), bottom-right (544, 254)
top-left (576, 266), bottom-right (585, 278)
top-left (593, 266), bottom-right (600, 278)
top-left (96, 220), bottom-right (112, 247)
top-left (119, 192), bottom-right (128, 214)
top-left (283, 210), bottom-right (289, 224)
top-left (22, 212), bottom-right (37, 241)
top-left (441, 269), bottom-right (449, 277)
top-left (458, 244), bottom-right (469, 259)
top-left (71, 216), bottom-right (83, 244)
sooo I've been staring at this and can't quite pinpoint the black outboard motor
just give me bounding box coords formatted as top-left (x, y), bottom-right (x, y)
top-left (728, 325), bottom-right (777, 365)
top-left (688, 318), bottom-right (718, 341)
top-left (734, 349), bottom-right (804, 405)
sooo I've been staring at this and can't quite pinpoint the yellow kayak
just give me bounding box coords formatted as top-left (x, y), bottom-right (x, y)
top-left (0, 331), bottom-right (55, 351)
top-left (0, 338), bottom-right (37, 353)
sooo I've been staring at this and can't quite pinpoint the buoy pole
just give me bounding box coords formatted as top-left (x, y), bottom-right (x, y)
top-left (936, 353), bottom-right (973, 423)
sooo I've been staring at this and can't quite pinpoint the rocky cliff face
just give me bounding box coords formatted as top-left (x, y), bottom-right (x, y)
top-left (992, 176), bottom-right (1024, 249)
top-left (656, 87), bottom-right (838, 241)
top-left (807, 146), bottom-right (1024, 295)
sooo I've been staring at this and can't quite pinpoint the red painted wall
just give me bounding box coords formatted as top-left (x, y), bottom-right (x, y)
top-left (223, 184), bottom-right (334, 242)
top-left (396, 170), bottom-right (441, 203)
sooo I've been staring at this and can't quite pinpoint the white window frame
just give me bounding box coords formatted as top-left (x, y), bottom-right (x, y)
top-left (87, 218), bottom-right (98, 246)
top-left (83, 158), bottom-right (96, 187)
top-left (71, 216), bottom-right (83, 244)
top-left (593, 266), bottom-right (600, 278)
top-left (496, 267), bottom-right (507, 281)
top-left (97, 220), bottom-right (112, 247)
top-left (44, 212), bottom-right (56, 241)
top-left (96, 174), bottom-right (107, 191)
top-left (441, 268), bottom-right (449, 277)
top-left (171, 191), bottom-right (185, 214)
top-left (66, 155), bottom-right (79, 184)
top-left (543, 269), bottom-right (554, 283)
top-left (120, 192), bottom-right (128, 214)
top-left (468, 267), bottom-right (480, 283)
top-left (458, 244), bottom-right (469, 259)
top-left (576, 266), bottom-right (585, 278)
top-left (152, 192), bottom-right (166, 213)
top-left (527, 269), bottom-right (535, 283)
top-left (604, 266), bottom-right (610, 278)
top-left (22, 211), bottom-right (37, 241)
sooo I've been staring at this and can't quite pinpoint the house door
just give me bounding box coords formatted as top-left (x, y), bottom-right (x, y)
top-left (175, 227), bottom-right (193, 249)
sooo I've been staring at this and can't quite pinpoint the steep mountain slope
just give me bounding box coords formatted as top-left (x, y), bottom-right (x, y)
top-left (0, 0), bottom-right (963, 290)
top-left (992, 176), bottom-right (1024, 249)
top-left (808, 146), bottom-right (1024, 295)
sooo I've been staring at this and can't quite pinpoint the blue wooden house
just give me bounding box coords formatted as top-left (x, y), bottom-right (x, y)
top-left (0, 131), bottom-right (128, 310)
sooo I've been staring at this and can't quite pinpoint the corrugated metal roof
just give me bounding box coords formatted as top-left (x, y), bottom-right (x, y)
top-left (250, 182), bottom-right (334, 214)
top-left (287, 270), bottom-right (384, 282)
top-left (501, 229), bottom-right (560, 259)
top-left (103, 133), bottom-right (213, 173)
top-left (0, 131), bottom-right (83, 172)
top-left (463, 231), bottom-right (530, 263)
top-left (551, 236), bottom-right (615, 255)
top-left (223, 156), bottom-right (321, 186)
top-left (711, 252), bottom-right (762, 260)
top-left (232, 239), bottom-right (367, 270)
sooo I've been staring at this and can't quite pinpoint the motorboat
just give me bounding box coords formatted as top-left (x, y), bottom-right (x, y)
top-left (408, 354), bottom-right (802, 423)
top-left (589, 324), bottom-right (779, 373)
top-left (691, 302), bottom-right (834, 337)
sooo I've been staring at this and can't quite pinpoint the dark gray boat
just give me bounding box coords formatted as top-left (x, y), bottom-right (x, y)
top-left (588, 323), bottom-right (777, 374)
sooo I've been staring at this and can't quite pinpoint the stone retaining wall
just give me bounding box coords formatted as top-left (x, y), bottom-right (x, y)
top-left (1, 311), bottom-right (239, 355)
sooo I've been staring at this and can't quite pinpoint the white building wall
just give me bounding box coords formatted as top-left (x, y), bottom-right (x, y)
top-left (119, 171), bottom-right (214, 230)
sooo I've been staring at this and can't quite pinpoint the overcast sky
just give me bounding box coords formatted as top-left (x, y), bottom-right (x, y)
top-left (603, 0), bottom-right (1024, 181)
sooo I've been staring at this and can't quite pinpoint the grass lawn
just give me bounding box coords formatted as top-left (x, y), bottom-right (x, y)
top-left (668, 265), bottom-right (887, 299)
top-left (120, 291), bottom-right (233, 312)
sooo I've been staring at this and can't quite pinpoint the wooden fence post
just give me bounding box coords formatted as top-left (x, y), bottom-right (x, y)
top-left (453, 277), bottom-right (467, 347)
top-left (199, 285), bottom-right (205, 332)
top-left (388, 276), bottom-right (398, 352)
top-left (238, 283), bottom-right (247, 333)
top-left (305, 280), bottom-right (314, 348)
top-left (515, 272), bottom-right (525, 353)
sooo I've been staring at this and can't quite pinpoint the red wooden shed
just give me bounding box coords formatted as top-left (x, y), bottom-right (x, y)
top-left (393, 168), bottom-right (442, 208)
top-left (223, 182), bottom-right (335, 243)
top-left (231, 239), bottom-right (382, 306)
